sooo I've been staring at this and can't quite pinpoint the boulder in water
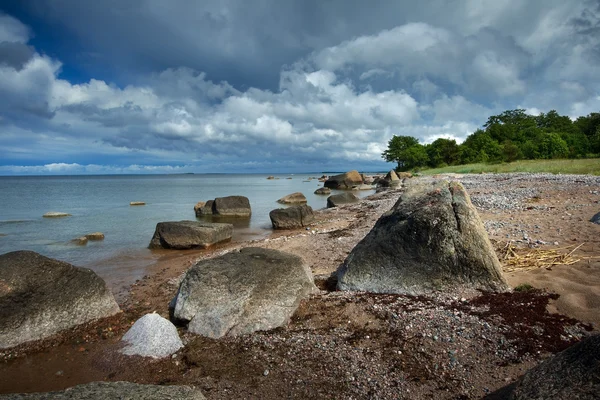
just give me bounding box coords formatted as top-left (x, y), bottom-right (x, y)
top-left (337, 179), bottom-right (508, 294)
top-left (324, 170), bottom-right (363, 190)
top-left (149, 221), bottom-right (233, 250)
top-left (194, 200), bottom-right (214, 217)
top-left (43, 211), bottom-right (71, 218)
top-left (129, 201), bottom-right (145, 206)
top-left (277, 192), bottom-right (307, 204)
top-left (85, 232), bottom-right (104, 240)
top-left (0, 251), bottom-right (120, 349)
top-left (314, 187), bottom-right (331, 195)
top-left (212, 196), bottom-right (251, 217)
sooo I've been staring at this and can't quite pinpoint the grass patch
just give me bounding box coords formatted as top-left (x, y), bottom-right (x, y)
top-left (514, 283), bottom-right (535, 292)
top-left (419, 158), bottom-right (600, 176)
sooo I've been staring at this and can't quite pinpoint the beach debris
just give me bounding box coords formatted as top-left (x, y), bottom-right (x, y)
top-left (499, 241), bottom-right (595, 272)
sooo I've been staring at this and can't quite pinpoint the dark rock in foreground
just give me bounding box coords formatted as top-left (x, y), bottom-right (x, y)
top-left (172, 247), bottom-right (316, 338)
top-left (591, 211), bottom-right (600, 225)
top-left (503, 334), bottom-right (600, 399)
top-left (0, 251), bottom-right (120, 349)
top-left (0, 381), bottom-right (205, 399)
top-left (149, 221), bottom-right (233, 249)
top-left (327, 192), bottom-right (360, 208)
top-left (324, 170), bottom-right (363, 190)
top-left (270, 205), bottom-right (315, 229)
top-left (337, 179), bottom-right (508, 294)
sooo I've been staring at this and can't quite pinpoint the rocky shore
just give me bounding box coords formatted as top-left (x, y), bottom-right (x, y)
top-left (1, 172), bottom-right (599, 399)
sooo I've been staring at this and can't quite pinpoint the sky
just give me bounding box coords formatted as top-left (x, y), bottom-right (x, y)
top-left (0, 1), bottom-right (599, 175)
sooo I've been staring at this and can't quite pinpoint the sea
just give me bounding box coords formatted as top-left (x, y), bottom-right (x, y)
top-left (0, 173), bottom-right (375, 292)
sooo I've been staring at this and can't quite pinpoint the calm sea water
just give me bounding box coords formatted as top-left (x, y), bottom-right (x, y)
top-left (0, 173), bottom-right (374, 291)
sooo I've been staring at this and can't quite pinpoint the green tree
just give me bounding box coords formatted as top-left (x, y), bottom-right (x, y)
top-left (426, 138), bottom-right (461, 167)
top-left (382, 135), bottom-right (424, 170)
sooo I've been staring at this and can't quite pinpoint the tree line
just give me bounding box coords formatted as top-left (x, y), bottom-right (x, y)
top-left (382, 109), bottom-right (600, 171)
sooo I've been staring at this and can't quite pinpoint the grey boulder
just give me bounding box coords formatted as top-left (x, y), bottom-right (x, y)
top-left (337, 179), bottom-right (508, 294)
top-left (149, 221), bottom-right (233, 250)
top-left (120, 313), bottom-right (183, 358)
top-left (269, 205), bottom-right (315, 229)
top-left (0, 381), bottom-right (205, 399)
top-left (0, 251), bottom-right (120, 349)
top-left (327, 192), bottom-right (360, 208)
top-left (213, 195), bottom-right (251, 217)
top-left (172, 247), bottom-right (317, 338)
top-left (277, 192), bottom-right (307, 204)
top-left (504, 334), bottom-right (600, 399)
top-left (591, 212), bottom-right (600, 225)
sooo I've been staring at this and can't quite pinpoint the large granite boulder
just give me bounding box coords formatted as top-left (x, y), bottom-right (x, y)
top-left (502, 334), bottom-right (600, 399)
top-left (337, 179), bottom-right (508, 294)
top-left (0, 251), bottom-right (120, 349)
top-left (327, 192), bottom-right (360, 208)
top-left (172, 247), bottom-right (317, 338)
top-left (194, 200), bottom-right (214, 217)
top-left (212, 196), bottom-right (251, 217)
top-left (120, 313), bottom-right (183, 358)
top-left (277, 192), bottom-right (307, 204)
top-left (0, 382), bottom-right (205, 399)
top-left (149, 221), bottom-right (233, 249)
top-left (324, 170), bottom-right (363, 189)
top-left (270, 205), bottom-right (315, 229)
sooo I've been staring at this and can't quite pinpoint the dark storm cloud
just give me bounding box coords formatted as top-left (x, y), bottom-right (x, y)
top-left (0, 42), bottom-right (34, 70)
top-left (1, 1), bottom-right (599, 174)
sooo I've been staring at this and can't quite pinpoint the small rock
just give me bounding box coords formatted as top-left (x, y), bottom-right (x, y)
top-left (43, 212), bottom-right (71, 218)
top-left (71, 236), bottom-right (88, 246)
top-left (85, 232), bottom-right (105, 240)
top-left (130, 201), bottom-right (146, 206)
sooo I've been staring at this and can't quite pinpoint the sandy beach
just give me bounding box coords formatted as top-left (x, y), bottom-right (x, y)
top-left (1, 173), bottom-right (599, 399)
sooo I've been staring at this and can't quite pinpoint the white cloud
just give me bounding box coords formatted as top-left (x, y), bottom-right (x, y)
top-left (0, 13), bottom-right (30, 43)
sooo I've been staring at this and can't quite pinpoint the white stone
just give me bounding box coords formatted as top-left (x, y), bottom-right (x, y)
top-left (121, 313), bottom-right (183, 358)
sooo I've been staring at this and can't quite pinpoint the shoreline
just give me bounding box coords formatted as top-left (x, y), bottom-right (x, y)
top-left (1, 173), bottom-right (599, 399)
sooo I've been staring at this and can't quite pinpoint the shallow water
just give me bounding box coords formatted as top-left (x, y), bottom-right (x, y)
top-left (0, 173), bottom-right (374, 290)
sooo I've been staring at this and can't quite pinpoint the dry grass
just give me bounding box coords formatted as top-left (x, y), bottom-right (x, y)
top-left (497, 241), bottom-right (596, 272)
